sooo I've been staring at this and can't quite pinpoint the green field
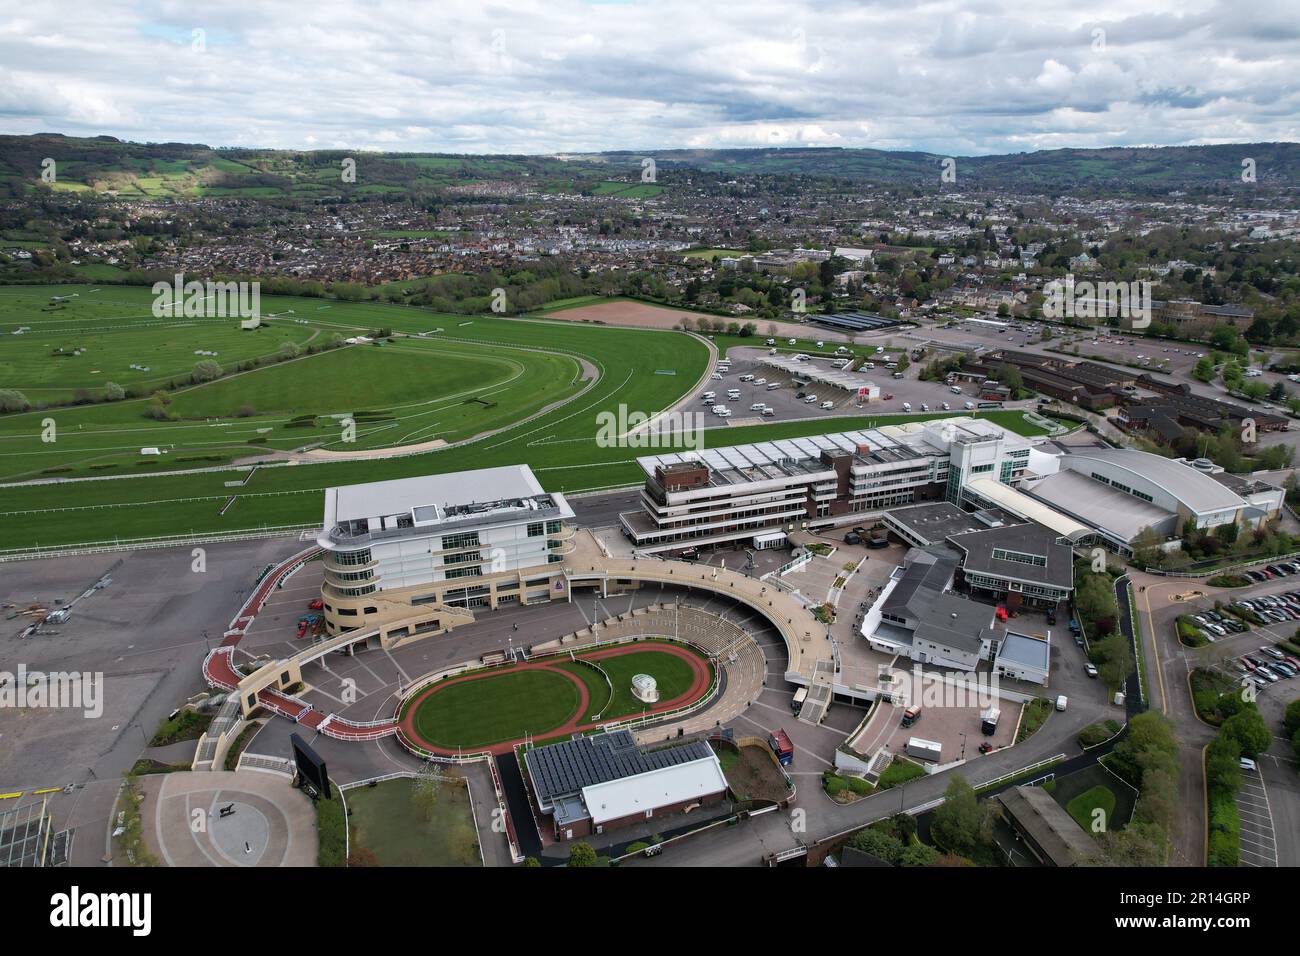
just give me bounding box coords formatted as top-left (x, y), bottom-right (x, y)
top-left (0, 285), bottom-right (590, 481)
top-left (560, 643), bottom-right (710, 721)
top-left (0, 284), bottom-right (1062, 552)
top-left (680, 248), bottom-right (747, 261)
top-left (407, 644), bottom-right (709, 749)
top-left (590, 181), bottom-right (665, 198)
top-left (409, 668), bottom-right (581, 749)
top-left (345, 777), bottom-right (480, 867)
top-left (1065, 784), bottom-right (1117, 833)
top-left (0, 286), bottom-right (324, 402)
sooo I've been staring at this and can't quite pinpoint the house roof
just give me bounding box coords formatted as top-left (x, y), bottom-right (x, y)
top-left (882, 549), bottom-right (959, 618)
top-left (911, 592), bottom-right (995, 655)
top-left (947, 522), bottom-right (1075, 591)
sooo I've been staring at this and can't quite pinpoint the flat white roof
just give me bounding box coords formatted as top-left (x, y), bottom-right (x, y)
top-left (581, 754), bottom-right (728, 825)
top-left (326, 464), bottom-right (546, 524)
top-left (965, 477), bottom-right (1092, 542)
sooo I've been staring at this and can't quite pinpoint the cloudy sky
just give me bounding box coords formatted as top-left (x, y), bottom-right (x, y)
top-left (1, 0), bottom-right (1296, 156)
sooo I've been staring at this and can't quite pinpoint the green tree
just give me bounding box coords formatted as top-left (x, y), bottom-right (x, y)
top-left (898, 842), bottom-right (940, 867)
top-left (1284, 698), bottom-right (1300, 739)
top-left (191, 359), bottom-right (222, 383)
top-left (1093, 632), bottom-right (1135, 691)
top-left (930, 775), bottom-right (981, 856)
top-left (1221, 707), bottom-right (1270, 757)
top-left (0, 388), bottom-right (31, 412)
top-left (849, 827), bottom-right (904, 863)
top-left (566, 842), bottom-right (599, 867)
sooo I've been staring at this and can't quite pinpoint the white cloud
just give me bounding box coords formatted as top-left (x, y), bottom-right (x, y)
top-left (0, 0), bottom-right (1292, 154)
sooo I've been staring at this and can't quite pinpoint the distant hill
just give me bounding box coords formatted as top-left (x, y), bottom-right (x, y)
top-left (0, 133), bottom-right (609, 200)
top-left (0, 133), bottom-right (1296, 199)
top-left (586, 144), bottom-right (1300, 188)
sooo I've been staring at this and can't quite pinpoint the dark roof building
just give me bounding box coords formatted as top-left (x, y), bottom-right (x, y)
top-left (524, 730), bottom-right (728, 839)
top-left (947, 521), bottom-right (1075, 606)
top-left (882, 501), bottom-right (1009, 548)
top-left (995, 785), bottom-right (1104, 867)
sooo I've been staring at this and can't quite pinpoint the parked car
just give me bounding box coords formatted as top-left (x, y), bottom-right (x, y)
top-left (1084, 663), bottom-right (1098, 678)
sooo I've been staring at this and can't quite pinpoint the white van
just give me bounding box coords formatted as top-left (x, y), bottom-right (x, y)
top-left (1055, 695), bottom-right (1068, 712)
top-left (717, 407), bottom-right (732, 418)
top-left (703, 391), bottom-right (716, 399)
top-left (950, 385), bottom-right (962, 394)
top-left (739, 373), bottom-right (754, 382)
top-left (754, 377), bottom-right (767, 385)
top-left (820, 401), bottom-right (834, 410)
top-left (762, 407), bottom-right (776, 417)
top-left (727, 389), bottom-right (741, 399)
top-left (804, 394), bottom-right (818, 404)
top-left (941, 402), bottom-right (950, 411)
top-left (964, 401), bottom-right (976, 409)
top-left (902, 402), bottom-right (912, 411)
top-left (766, 382), bottom-right (781, 390)
top-left (750, 402), bottom-right (766, 411)
top-left (702, 396), bottom-right (714, 405)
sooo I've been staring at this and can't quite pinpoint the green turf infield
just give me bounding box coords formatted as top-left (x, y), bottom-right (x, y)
top-left (409, 668), bottom-right (581, 749)
top-left (0, 284), bottom-right (1065, 552)
top-left (406, 643), bottom-right (711, 749)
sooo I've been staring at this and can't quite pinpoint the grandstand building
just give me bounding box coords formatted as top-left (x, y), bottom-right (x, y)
top-left (619, 419), bottom-right (1036, 552)
top-left (316, 464), bottom-right (577, 635)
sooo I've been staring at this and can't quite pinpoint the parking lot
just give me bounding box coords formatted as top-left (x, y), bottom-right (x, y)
top-left (1236, 763), bottom-right (1279, 866)
top-left (699, 346), bottom-right (992, 426)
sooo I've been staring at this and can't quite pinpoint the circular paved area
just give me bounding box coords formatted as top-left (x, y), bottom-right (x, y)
top-left (140, 770), bottom-right (316, 867)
